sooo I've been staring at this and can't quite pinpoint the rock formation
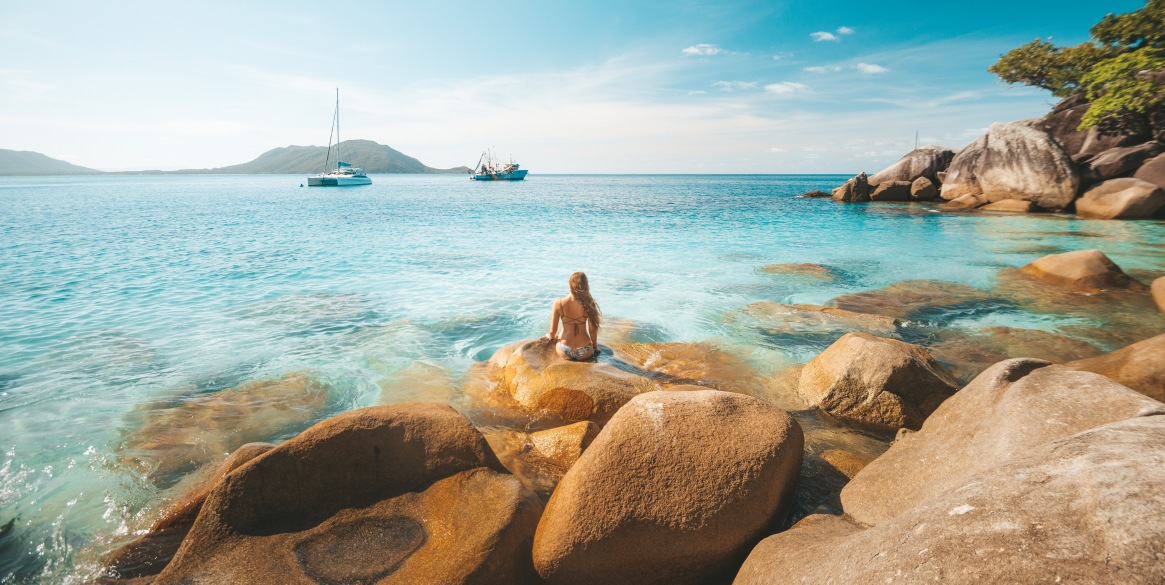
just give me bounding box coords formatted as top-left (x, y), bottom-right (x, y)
top-left (939, 135), bottom-right (986, 201)
top-left (910, 176), bottom-right (937, 200)
top-left (868, 180), bottom-right (912, 201)
top-left (867, 145), bottom-right (954, 186)
top-left (975, 122), bottom-right (1080, 210)
top-left (1066, 335), bottom-right (1165, 402)
top-left (533, 390), bottom-right (802, 585)
top-left (1075, 177), bottom-right (1165, 219)
top-left (1018, 250), bottom-right (1147, 292)
top-left (735, 360), bottom-right (1165, 585)
top-left (154, 403), bottom-right (544, 585)
top-left (797, 333), bottom-right (958, 431)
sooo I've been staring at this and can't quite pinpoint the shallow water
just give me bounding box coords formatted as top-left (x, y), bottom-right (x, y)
top-left (1, 174), bottom-right (1163, 582)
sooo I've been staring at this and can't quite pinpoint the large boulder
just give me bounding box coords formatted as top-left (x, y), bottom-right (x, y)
top-left (472, 339), bottom-right (660, 424)
top-left (154, 403), bottom-right (544, 585)
top-left (976, 122), bottom-right (1080, 210)
top-left (939, 135), bottom-right (986, 200)
top-left (910, 176), bottom-right (937, 200)
top-left (797, 333), bottom-right (958, 431)
top-left (1076, 177), bottom-right (1165, 219)
top-left (867, 145), bottom-right (954, 186)
top-left (1079, 141), bottom-right (1164, 186)
top-left (1134, 152), bottom-right (1165, 190)
top-left (1019, 250), bottom-right (1147, 292)
top-left (734, 360), bottom-right (1165, 585)
top-left (831, 172), bottom-right (869, 203)
top-left (533, 390), bottom-right (803, 585)
top-left (103, 443), bottom-right (275, 580)
top-left (868, 180), bottom-right (912, 202)
top-left (979, 199), bottom-right (1035, 212)
top-left (1155, 276), bottom-right (1165, 313)
top-left (1034, 94), bottom-right (1149, 157)
top-left (1066, 335), bottom-right (1165, 402)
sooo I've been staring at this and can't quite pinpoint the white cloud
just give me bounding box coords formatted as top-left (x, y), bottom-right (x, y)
top-left (687, 90), bottom-right (708, 95)
top-left (712, 80), bottom-right (758, 91)
top-left (682, 44), bottom-right (725, 56)
top-left (764, 82), bottom-right (809, 95)
top-left (856, 63), bottom-right (889, 74)
top-left (771, 52), bottom-right (793, 61)
top-left (767, 147), bottom-right (787, 153)
top-left (810, 32), bottom-right (839, 42)
top-left (837, 26), bottom-right (855, 35)
top-left (803, 65), bottom-right (842, 73)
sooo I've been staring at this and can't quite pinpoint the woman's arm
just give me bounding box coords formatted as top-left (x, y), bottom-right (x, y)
top-left (588, 318), bottom-right (599, 348)
top-left (547, 300), bottom-right (561, 340)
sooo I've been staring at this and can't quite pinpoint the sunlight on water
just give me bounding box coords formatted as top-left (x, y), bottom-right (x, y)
top-left (1, 174), bottom-right (1163, 582)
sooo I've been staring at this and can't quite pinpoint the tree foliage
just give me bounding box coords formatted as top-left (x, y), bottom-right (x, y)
top-left (990, 0), bottom-right (1165, 129)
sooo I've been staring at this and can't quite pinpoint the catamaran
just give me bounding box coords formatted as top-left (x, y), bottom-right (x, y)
top-left (470, 150), bottom-right (528, 181)
top-left (308, 89), bottom-right (371, 186)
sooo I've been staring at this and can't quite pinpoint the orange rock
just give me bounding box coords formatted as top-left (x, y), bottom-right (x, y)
top-left (1066, 335), bottom-right (1165, 402)
top-left (1019, 250), bottom-right (1147, 293)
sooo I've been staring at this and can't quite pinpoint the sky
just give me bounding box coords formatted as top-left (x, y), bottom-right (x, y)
top-left (0, 0), bottom-right (1146, 173)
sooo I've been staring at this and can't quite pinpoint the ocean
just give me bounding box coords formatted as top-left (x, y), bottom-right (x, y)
top-left (1, 173), bottom-right (1163, 582)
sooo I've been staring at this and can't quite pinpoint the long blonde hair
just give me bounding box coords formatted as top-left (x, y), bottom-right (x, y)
top-left (569, 272), bottom-right (601, 329)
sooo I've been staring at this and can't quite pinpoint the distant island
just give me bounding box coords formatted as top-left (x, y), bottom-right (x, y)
top-left (0, 140), bottom-right (470, 176)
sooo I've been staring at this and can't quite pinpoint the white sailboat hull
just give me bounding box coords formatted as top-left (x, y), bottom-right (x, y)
top-left (308, 175), bottom-right (372, 186)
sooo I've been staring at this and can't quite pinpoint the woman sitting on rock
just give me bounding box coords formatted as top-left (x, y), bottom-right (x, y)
top-left (546, 272), bottom-right (602, 361)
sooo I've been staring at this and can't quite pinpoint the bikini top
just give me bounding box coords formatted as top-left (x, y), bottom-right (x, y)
top-left (559, 300), bottom-right (587, 324)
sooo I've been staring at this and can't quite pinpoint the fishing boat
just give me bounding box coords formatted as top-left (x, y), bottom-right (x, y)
top-left (470, 150), bottom-right (528, 181)
top-left (308, 89), bottom-right (371, 187)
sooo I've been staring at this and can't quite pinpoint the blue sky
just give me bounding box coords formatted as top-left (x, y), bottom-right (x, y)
top-left (0, 0), bottom-right (1145, 173)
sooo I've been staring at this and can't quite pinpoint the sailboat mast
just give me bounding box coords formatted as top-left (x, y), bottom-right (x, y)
top-left (335, 88), bottom-right (341, 169)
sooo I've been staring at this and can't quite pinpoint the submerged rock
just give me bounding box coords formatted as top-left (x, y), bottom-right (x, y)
top-left (1018, 250), bottom-right (1147, 293)
top-left (926, 326), bottom-right (1100, 383)
top-left (533, 390), bottom-right (802, 585)
top-left (979, 199), bottom-right (1035, 212)
top-left (117, 371), bottom-right (331, 487)
top-left (798, 189), bottom-right (831, 198)
top-left (154, 403), bottom-right (544, 585)
top-left (757, 263), bottom-right (838, 280)
top-left (826, 279), bottom-right (999, 321)
top-left (1066, 335), bottom-right (1165, 402)
top-left (1075, 177), bottom-right (1165, 219)
top-left (867, 145), bottom-right (954, 186)
top-left (797, 333), bottom-right (958, 431)
top-left (735, 360), bottom-right (1165, 585)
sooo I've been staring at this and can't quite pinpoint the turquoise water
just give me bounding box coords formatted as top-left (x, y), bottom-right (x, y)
top-left (1, 174), bottom-right (1164, 582)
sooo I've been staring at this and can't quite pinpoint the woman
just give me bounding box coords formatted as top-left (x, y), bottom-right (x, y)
top-left (546, 272), bottom-right (601, 361)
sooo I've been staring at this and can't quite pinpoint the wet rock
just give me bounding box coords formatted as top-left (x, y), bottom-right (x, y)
top-left (736, 418), bottom-right (1165, 585)
top-left (613, 342), bottom-right (767, 396)
top-left (1134, 152), bottom-right (1165, 190)
top-left (102, 443), bottom-right (274, 581)
top-left (819, 449), bottom-right (873, 479)
top-left (798, 189), bottom-right (831, 198)
top-left (154, 403), bottom-right (543, 585)
top-left (533, 390), bottom-right (803, 585)
top-left (797, 333), bottom-right (958, 431)
top-left (826, 279), bottom-right (1000, 321)
top-left (758, 263), bottom-right (838, 280)
top-left (735, 360), bottom-right (1165, 585)
top-left (979, 199), bottom-right (1035, 212)
top-left (1066, 335), bottom-right (1165, 402)
top-left (939, 135), bottom-right (986, 201)
top-left (1155, 276), bottom-right (1165, 313)
top-left (940, 192), bottom-right (987, 209)
top-left (470, 338), bottom-right (661, 425)
top-left (1075, 177), bottom-right (1165, 219)
top-left (528, 422), bottom-right (599, 473)
top-left (976, 122), bottom-right (1080, 211)
top-left (832, 172), bottom-right (869, 203)
top-left (484, 422), bottom-right (601, 497)
top-left (868, 145), bottom-right (954, 186)
top-left (926, 326), bottom-right (1100, 383)
top-left (1080, 141), bottom-right (1164, 186)
top-left (1018, 250), bottom-right (1147, 293)
top-left (910, 176), bottom-right (937, 201)
top-left (377, 361), bottom-right (457, 405)
top-left (746, 302), bottom-right (898, 334)
top-left (118, 371), bottom-right (331, 487)
top-left (868, 180), bottom-right (913, 202)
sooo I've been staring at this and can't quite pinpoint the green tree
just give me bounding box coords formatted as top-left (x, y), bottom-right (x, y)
top-left (990, 0), bottom-right (1165, 130)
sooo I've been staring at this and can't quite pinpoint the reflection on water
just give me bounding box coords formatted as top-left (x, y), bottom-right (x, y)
top-left (0, 174), bottom-right (1163, 582)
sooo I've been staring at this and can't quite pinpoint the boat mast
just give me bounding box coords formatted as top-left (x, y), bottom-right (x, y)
top-left (335, 88), bottom-right (341, 169)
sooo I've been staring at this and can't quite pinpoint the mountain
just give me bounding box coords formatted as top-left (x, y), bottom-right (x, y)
top-left (0, 149), bottom-right (102, 176)
top-left (175, 140), bottom-right (470, 174)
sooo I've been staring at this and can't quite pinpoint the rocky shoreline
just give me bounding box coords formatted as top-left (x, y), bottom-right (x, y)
top-left (808, 95), bottom-right (1165, 219)
top-left (93, 246), bottom-right (1165, 584)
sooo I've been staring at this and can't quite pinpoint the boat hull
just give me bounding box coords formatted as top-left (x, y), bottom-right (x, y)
top-left (308, 175), bottom-right (372, 186)
top-left (471, 169), bottom-right (528, 181)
